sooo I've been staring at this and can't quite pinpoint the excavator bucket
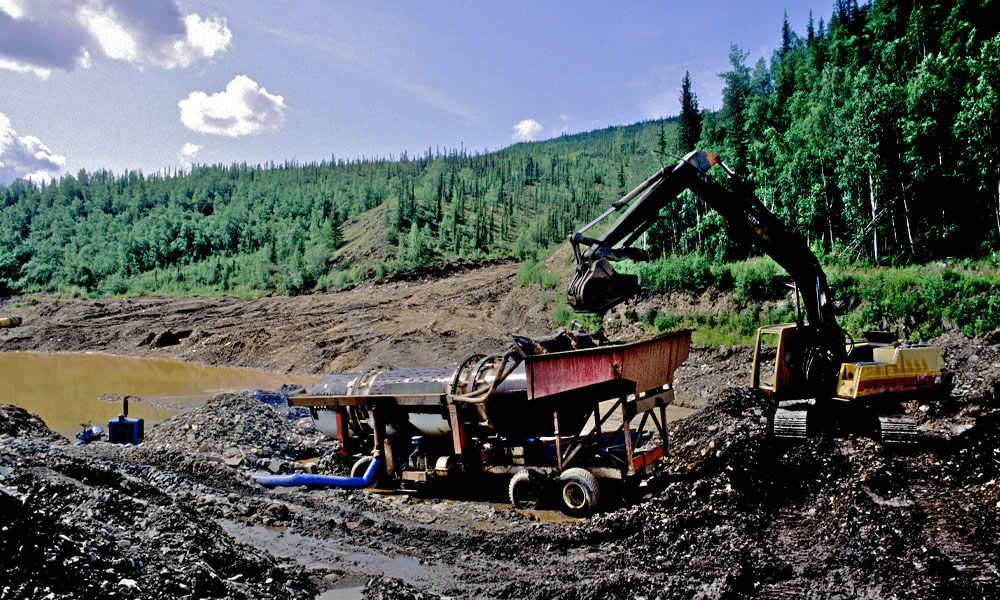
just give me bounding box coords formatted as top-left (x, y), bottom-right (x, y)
top-left (567, 257), bottom-right (639, 313)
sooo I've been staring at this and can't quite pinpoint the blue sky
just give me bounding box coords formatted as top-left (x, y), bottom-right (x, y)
top-left (0, 0), bottom-right (835, 184)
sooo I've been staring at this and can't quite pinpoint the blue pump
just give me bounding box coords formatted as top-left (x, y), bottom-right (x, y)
top-left (252, 457), bottom-right (382, 489)
top-left (107, 398), bottom-right (143, 444)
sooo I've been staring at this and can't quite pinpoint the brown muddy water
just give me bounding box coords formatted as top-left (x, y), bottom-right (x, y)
top-left (0, 352), bottom-right (317, 438)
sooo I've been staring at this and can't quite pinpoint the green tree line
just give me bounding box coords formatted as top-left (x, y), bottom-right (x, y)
top-left (691, 0), bottom-right (999, 263)
top-left (0, 124), bottom-right (679, 296)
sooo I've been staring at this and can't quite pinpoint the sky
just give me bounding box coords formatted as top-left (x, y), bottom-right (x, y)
top-left (0, 0), bottom-right (836, 185)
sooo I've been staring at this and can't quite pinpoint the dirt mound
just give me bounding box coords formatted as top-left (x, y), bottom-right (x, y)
top-left (0, 436), bottom-right (315, 599)
top-left (664, 386), bottom-right (773, 479)
top-left (935, 329), bottom-right (1000, 403)
top-left (0, 261), bottom-right (551, 374)
top-left (0, 403), bottom-right (64, 442)
top-left (138, 393), bottom-right (336, 472)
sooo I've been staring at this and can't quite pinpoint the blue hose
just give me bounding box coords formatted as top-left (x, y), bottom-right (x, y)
top-left (252, 458), bottom-right (381, 488)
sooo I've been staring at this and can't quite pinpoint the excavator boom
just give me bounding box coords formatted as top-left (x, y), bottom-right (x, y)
top-left (568, 150), bottom-right (834, 329)
top-left (568, 150), bottom-right (848, 394)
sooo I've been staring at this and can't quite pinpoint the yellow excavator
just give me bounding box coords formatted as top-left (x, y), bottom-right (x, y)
top-left (567, 150), bottom-right (950, 442)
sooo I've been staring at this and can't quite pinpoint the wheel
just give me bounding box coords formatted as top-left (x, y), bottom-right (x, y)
top-left (350, 456), bottom-right (384, 487)
top-left (558, 468), bottom-right (601, 516)
top-left (508, 471), bottom-right (542, 509)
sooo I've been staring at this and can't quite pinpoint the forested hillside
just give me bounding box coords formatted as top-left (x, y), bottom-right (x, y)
top-left (0, 121), bottom-right (676, 296)
top-left (1, 0), bottom-right (997, 298)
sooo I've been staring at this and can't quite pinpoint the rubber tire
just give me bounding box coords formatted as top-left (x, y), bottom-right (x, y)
top-left (508, 471), bottom-right (542, 509)
top-left (349, 456), bottom-right (384, 487)
top-left (558, 467), bottom-right (601, 517)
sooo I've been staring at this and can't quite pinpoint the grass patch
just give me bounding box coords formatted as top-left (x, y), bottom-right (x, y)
top-left (619, 253), bottom-right (1000, 343)
top-left (517, 258), bottom-right (561, 289)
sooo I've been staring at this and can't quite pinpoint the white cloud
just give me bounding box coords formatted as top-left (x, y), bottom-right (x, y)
top-left (179, 142), bottom-right (200, 158)
top-left (512, 119), bottom-right (543, 143)
top-left (0, 1), bottom-right (26, 20)
top-left (0, 56), bottom-right (52, 78)
top-left (0, 0), bottom-right (231, 77)
top-left (177, 14), bottom-right (232, 66)
top-left (0, 112), bottom-right (66, 184)
top-left (78, 3), bottom-right (138, 62)
top-left (177, 142), bottom-right (200, 169)
top-left (179, 76), bottom-right (287, 137)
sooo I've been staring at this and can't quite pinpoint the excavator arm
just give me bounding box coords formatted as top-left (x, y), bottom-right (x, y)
top-left (568, 150), bottom-right (847, 389)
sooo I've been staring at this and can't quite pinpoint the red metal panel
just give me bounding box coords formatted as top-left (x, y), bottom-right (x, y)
top-left (448, 405), bottom-right (467, 458)
top-left (527, 348), bottom-right (626, 399)
top-left (335, 408), bottom-right (349, 457)
top-left (631, 446), bottom-right (664, 472)
top-left (621, 332), bottom-right (690, 391)
top-left (524, 330), bottom-right (691, 400)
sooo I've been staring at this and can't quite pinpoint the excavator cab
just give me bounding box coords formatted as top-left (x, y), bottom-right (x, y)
top-left (751, 324), bottom-right (797, 397)
top-left (751, 323), bottom-right (823, 400)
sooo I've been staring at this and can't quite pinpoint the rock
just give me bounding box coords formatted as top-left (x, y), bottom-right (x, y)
top-left (267, 503), bottom-right (289, 520)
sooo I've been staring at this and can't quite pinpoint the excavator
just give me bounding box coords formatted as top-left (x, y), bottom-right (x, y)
top-left (567, 150), bottom-right (950, 442)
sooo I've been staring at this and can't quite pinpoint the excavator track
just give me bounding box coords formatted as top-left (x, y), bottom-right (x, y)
top-left (773, 408), bottom-right (809, 440)
top-left (878, 414), bottom-right (918, 445)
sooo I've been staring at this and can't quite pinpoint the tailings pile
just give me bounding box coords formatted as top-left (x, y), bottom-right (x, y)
top-left (0, 409), bottom-right (316, 600)
top-left (135, 392), bottom-right (341, 475)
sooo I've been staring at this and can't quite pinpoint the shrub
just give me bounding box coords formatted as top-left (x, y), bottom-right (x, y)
top-left (635, 253), bottom-right (714, 294)
top-left (731, 256), bottom-right (785, 301)
top-left (550, 301), bottom-right (602, 332)
top-left (517, 258), bottom-right (559, 289)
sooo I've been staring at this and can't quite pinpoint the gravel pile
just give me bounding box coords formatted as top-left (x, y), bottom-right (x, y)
top-left (137, 393), bottom-right (337, 473)
top-left (362, 575), bottom-right (440, 600)
top-left (0, 403), bottom-right (64, 443)
top-left (0, 417), bottom-right (316, 600)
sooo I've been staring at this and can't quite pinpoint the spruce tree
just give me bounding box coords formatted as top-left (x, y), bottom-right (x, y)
top-left (678, 71), bottom-right (702, 153)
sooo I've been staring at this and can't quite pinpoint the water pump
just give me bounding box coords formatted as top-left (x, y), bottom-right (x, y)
top-left (107, 397), bottom-right (144, 444)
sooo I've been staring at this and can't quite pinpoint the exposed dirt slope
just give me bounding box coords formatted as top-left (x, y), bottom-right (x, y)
top-left (0, 260), bottom-right (551, 374)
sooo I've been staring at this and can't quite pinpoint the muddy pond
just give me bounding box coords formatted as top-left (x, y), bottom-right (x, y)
top-left (0, 352), bottom-right (316, 438)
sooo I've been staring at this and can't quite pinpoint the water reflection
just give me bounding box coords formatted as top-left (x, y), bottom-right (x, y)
top-left (0, 352), bottom-right (317, 438)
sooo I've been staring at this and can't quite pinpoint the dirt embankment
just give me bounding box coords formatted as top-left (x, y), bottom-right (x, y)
top-left (2, 263), bottom-right (999, 598)
top-left (0, 260), bottom-right (552, 375)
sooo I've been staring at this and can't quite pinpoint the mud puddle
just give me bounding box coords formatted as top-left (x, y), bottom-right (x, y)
top-left (219, 519), bottom-right (452, 592)
top-left (0, 351), bottom-right (316, 437)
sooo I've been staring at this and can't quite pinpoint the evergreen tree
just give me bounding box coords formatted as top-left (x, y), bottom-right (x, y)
top-left (678, 71), bottom-right (702, 153)
top-left (781, 10), bottom-right (794, 56)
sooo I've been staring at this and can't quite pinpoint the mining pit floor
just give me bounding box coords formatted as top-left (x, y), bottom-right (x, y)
top-left (1, 260), bottom-right (998, 599)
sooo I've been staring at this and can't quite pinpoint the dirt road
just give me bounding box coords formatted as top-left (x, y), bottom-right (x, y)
top-left (2, 263), bottom-right (998, 599)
